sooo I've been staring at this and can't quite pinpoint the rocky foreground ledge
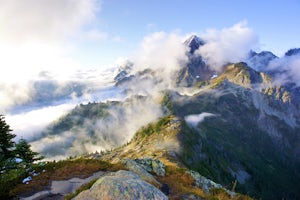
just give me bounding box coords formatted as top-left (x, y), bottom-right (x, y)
top-left (18, 157), bottom-right (248, 200)
top-left (74, 170), bottom-right (167, 200)
top-left (74, 158), bottom-right (237, 200)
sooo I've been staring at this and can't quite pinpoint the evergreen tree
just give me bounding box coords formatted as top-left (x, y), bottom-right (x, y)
top-left (0, 115), bottom-right (16, 159)
top-left (15, 139), bottom-right (43, 164)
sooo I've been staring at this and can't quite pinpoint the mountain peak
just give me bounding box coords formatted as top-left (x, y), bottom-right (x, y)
top-left (246, 50), bottom-right (277, 71)
top-left (218, 62), bottom-right (269, 88)
top-left (285, 48), bottom-right (300, 56)
top-left (184, 35), bottom-right (204, 54)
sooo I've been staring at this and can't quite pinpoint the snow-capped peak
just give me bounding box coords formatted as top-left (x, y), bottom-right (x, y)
top-left (184, 35), bottom-right (204, 54)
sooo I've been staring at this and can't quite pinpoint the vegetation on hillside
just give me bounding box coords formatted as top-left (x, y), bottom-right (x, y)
top-left (162, 85), bottom-right (300, 199)
top-left (10, 158), bottom-right (125, 198)
top-left (0, 115), bottom-right (43, 199)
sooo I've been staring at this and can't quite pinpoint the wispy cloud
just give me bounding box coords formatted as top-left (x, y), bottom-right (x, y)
top-left (185, 113), bottom-right (216, 127)
top-left (0, 0), bottom-right (100, 43)
top-left (29, 96), bottom-right (163, 159)
top-left (6, 104), bottom-right (75, 141)
top-left (267, 54), bottom-right (300, 86)
top-left (196, 21), bottom-right (258, 71)
top-left (132, 31), bottom-right (188, 72)
top-left (0, 0), bottom-right (105, 113)
top-left (86, 29), bottom-right (109, 41)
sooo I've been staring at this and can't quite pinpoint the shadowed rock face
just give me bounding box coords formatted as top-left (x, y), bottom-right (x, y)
top-left (184, 35), bottom-right (204, 54)
top-left (246, 50), bottom-right (277, 71)
top-left (285, 48), bottom-right (300, 57)
top-left (74, 170), bottom-right (168, 200)
top-left (177, 35), bottom-right (214, 86)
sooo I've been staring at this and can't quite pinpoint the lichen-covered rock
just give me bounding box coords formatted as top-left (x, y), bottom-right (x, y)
top-left (121, 159), bottom-right (161, 186)
top-left (151, 159), bottom-right (166, 176)
top-left (188, 170), bottom-right (223, 193)
top-left (134, 158), bottom-right (166, 176)
top-left (188, 170), bottom-right (235, 197)
top-left (134, 157), bottom-right (153, 172)
top-left (74, 170), bottom-right (168, 200)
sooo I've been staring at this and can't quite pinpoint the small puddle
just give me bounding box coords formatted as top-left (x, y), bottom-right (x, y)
top-left (20, 171), bottom-right (106, 200)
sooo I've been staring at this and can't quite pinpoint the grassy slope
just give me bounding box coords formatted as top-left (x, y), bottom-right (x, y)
top-left (166, 84), bottom-right (300, 199)
top-left (101, 115), bottom-right (252, 200)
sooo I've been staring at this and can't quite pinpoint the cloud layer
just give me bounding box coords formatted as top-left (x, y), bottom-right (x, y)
top-left (29, 96), bottom-right (163, 160)
top-left (133, 31), bottom-right (188, 70)
top-left (6, 104), bottom-right (75, 141)
top-left (267, 54), bottom-right (300, 86)
top-left (0, 0), bottom-right (99, 43)
top-left (196, 21), bottom-right (258, 71)
top-left (0, 20), bottom-right (280, 160)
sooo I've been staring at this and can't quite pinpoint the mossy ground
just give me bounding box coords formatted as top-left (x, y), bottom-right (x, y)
top-left (8, 158), bottom-right (124, 198)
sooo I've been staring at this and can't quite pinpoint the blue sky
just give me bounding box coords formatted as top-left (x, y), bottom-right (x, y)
top-left (83, 0), bottom-right (300, 66)
top-left (0, 0), bottom-right (299, 77)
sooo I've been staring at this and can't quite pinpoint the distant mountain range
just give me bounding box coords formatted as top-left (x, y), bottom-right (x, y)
top-left (29, 35), bottom-right (300, 199)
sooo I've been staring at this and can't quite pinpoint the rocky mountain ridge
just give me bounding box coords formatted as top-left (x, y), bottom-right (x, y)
top-left (8, 34), bottom-right (300, 199)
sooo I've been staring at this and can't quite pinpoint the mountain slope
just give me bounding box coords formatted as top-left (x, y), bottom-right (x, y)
top-left (100, 63), bottom-right (300, 199)
top-left (25, 34), bottom-right (300, 199)
top-left (29, 95), bottom-right (163, 159)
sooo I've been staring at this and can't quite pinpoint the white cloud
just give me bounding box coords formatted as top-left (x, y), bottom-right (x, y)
top-left (0, 65), bottom-right (118, 113)
top-left (130, 31), bottom-right (189, 89)
top-left (267, 54), bottom-right (300, 86)
top-left (132, 31), bottom-right (188, 72)
top-left (6, 104), bottom-right (75, 141)
top-left (184, 112), bottom-right (216, 127)
top-left (0, 0), bottom-right (101, 80)
top-left (86, 29), bottom-right (108, 41)
top-left (0, 0), bottom-right (100, 43)
top-left (0, 0), bottom-right (106, 113)
top-left (28, 96), bottom-right (163, 159)
top-left (0, 82), bottom-right (33, 113)
top-left (196, 21), bottom-right (258, 71)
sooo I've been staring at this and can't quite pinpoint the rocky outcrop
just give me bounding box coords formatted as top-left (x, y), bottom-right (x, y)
top-left (74, 170), bottom-right (168, 200)
top-left (188, 170), bottom-right (235, 197)
top-left (285, 48), bottom-right (300, 57)
top-left (246, 50), bottom-right (277, 71)
top-left (134, 158), bottom-right (166, 176)
top-left (184, 35), bottom-right (204, 54)
top-left (121, 159), bottom-right (161, 186)
top-left (188, 170), bottom-right (222, 193)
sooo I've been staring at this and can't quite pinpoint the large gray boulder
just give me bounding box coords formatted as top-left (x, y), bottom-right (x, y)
top-left (74, 170), bottom-right (168, 200)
